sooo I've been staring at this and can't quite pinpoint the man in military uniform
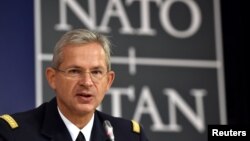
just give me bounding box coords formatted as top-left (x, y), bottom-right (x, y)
top-left (0, 29), bottom-right (149, 141)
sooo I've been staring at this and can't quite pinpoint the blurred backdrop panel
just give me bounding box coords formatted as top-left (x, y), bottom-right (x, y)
top-left (0, 1), bottom-right (35, 114)
top-left (0, 0), bottom-right (247, 141)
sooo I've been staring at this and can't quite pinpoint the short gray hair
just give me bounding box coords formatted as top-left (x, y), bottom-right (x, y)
top-left (51, 29), bottom-right (112, 70)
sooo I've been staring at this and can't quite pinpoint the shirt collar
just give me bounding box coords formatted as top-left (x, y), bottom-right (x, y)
top-left (57, 107), bottom-right (95, 141)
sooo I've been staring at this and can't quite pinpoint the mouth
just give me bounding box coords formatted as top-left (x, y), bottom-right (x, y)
top-left (75, 92), bottom-right (93, 103)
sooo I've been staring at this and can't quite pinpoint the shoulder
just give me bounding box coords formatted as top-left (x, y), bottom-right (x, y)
top-left (95, 111), bottom-right (149, 141)
top-left (0, 114), bottom-right (19, 129)
top-left (1, 102), bottom-right (47, 126)
top-left (0, 102), bottom-right (48, 136)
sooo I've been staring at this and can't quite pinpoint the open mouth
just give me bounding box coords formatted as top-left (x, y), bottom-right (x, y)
top-left (76, 93), bottom-right (93, 102)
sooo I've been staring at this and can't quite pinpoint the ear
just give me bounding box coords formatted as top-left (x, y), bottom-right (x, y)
top-left (105, 71), bottom-right (115, 91)
top-left (46, 67), bottom-right (57, 90)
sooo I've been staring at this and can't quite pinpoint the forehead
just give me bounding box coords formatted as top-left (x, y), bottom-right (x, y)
top-left (60, 43), bottom-right (107, 69)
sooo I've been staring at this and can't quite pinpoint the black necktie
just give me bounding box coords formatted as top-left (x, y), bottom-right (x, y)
top-left (76, 132), bottom-right (86, 141)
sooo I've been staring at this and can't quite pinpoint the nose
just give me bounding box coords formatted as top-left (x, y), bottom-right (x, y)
top-left (78, 72), bottom-right (94, 87)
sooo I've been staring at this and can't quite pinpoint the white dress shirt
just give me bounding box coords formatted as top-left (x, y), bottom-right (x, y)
top-left (58, 107), bottom-right (95, 141)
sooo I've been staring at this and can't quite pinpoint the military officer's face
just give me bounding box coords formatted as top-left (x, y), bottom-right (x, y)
top-left (46, 42), bottom-right (115, 118)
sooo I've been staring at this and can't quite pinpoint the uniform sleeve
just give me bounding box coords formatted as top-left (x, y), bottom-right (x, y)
top-left (131, 120), bottom-right (150, 141)
top-left (0, 114), bottom-right (18, 141)
top-left (0, 120), bottom-right (9, 141)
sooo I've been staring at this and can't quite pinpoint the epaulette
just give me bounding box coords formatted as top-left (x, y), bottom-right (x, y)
top-left (131, 120), bottom-right (140, 134)
top-left (0, 114), bottom-right (19, 129)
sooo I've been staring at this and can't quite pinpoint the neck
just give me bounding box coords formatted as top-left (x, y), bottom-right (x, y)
top-left (58, 106), bottom-right (94, 129)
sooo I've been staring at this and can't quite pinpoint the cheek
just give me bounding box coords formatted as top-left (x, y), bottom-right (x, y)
top-left (96, 87), bottom-right (106, 103)
top-left (95, 83), bottom-right (106, 96)
top-left (54, 77), bottom-right (76, 94)
top-left (97, 82), bottom-right (110, 96)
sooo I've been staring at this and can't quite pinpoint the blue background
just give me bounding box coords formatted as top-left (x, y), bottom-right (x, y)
top-left (0, 1), bottom-right (35, 113)
top-left (0, 0), bottom-right (248, 124)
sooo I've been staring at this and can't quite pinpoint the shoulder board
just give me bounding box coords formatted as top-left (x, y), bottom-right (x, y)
top-left (0, 114), bottom-right (19, 129)
top-left (131, 120), bottom-right (140, 134)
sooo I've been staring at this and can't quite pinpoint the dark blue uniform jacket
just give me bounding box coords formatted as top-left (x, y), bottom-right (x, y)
top-left (0, 98), bottom-right (149, 141)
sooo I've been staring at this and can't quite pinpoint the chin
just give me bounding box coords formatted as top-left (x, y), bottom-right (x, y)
top-left (77, 105), bottom-right (95, 114)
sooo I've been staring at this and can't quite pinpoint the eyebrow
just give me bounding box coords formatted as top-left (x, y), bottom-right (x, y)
top-left (91, 66), bottom-right (106, 71)
top-left (63, 65), bottom-right (81, 69)
top-left (64, 65), bottom-right (106, 71)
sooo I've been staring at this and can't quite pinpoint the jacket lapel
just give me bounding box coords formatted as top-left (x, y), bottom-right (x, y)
top-left (40, 98), bottom-right (72, 141)
top-left (90, 111), bottom-right (109, 141)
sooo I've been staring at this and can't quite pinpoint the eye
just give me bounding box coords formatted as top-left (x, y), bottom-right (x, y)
top-left (91, 69), bottom-right (104, 76)
top-left (67, 68), bottom-right (82, 75)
